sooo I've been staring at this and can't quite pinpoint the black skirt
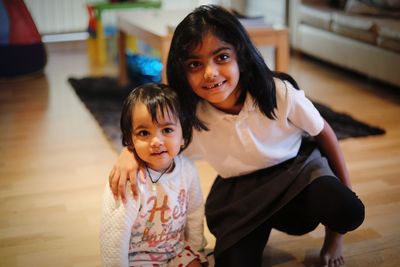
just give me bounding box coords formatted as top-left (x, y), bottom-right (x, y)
top-left (205, 140), bottom-right (335, 257)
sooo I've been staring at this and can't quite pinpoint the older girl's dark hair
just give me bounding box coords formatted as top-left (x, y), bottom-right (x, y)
top-left (167, 5), bottom-right (293, 131)
top-left (120, 83), bottom-right (192, 152)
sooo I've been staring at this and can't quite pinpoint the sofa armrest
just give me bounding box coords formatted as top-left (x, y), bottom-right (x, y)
top-left (290, 0), bottom-right (331, 48)
top-left (289, 0), bottom-right (302, 48)
top-left (290, 0), bottom-right (345, 49)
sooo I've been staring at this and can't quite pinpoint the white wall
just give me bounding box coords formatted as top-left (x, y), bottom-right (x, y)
top-left (244, 0), bottom-right (288, 70)
top-left (162, 0), bottom-right (199, 9)
top-left (246, 0), bottom-right (286, 26)
top-left (24, 0), bottom-right (103, 34)
top-left (162, 0), bottom-right (233, 9)
top-left (24, 0), bottom-right (247, 35)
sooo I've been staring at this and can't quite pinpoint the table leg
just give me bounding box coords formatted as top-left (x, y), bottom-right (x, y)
top-left (160, 36), bottom-right (172, 84)
top-left (118, 30), bottom-right (129, 86)
top-left (275, 30), bottom-right (289, 72)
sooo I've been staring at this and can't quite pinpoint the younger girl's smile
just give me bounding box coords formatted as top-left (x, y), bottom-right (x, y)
top-left (149, 150), bottom-right (170, 159)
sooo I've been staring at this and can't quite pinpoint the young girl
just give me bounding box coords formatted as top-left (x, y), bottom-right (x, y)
top-left (108, 5), bottom-right (364, 267)
top-left (100, 83), bottom-right (207, 267)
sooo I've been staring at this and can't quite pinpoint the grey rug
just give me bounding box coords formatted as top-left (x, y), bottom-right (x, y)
top-left (68, 76), bottom-right (385, 151)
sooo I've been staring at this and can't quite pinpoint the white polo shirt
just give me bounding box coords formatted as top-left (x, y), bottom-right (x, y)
top-left (184, 79), bottom-right (324, 178)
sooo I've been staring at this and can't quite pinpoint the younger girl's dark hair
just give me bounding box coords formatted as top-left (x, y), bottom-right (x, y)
top-left (120, 83), bottom-right (192, 152)
top-left (167, 5), bottom-right (297, 131)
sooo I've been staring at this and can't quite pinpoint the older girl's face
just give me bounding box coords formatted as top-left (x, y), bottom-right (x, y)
top-left (184, 32), bottom-right (242, 114)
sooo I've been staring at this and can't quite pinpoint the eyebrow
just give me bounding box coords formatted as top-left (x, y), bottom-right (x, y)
top-left (133, 124), bottom-right (148, 132)
top-left (133, 120), bottom-right (177, 131)
top-left (156, 121), bottom-right (177, 127)
top-left (186, 46), bottom-right (232, 59)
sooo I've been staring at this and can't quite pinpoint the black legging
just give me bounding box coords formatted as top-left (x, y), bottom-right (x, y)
top-left (214, 176), bottom-right (365, 267)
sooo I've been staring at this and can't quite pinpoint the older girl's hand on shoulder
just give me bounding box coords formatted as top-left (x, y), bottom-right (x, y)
top-left (109, 147), bottom-right (143, 203)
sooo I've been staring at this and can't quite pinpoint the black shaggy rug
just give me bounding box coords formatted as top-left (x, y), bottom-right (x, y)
top-left (68, 76), bottom-right (385, 151)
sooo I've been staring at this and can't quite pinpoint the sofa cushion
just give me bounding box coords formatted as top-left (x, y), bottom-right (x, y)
top-left (375, 19), bottom-right (400, 40)
top-left (300, 4), bottom-right (333, 30)
top-left (375, 19), bottom-right (400, 51)
top-left (331, 23), bottom-right (377, 43)
top-left (357, 0), bottom-right (400, 9)
top-left (377, 36), bottom-right (400, 51)
top-left (333, 11), bottom-right (376, 30)
top-left (345, 0), bottom-right (400, 17)
top-left (332, 12), bottom-right (377, 43)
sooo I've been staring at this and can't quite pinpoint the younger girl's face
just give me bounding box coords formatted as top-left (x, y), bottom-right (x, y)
top-left (184, 32), bottom-right (242, 114)
top-left (131, 103), bottom-right (184, 172)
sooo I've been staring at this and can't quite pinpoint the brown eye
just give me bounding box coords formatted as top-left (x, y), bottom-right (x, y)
top-left (163, 127), bottom-right (174, 134)
top-left (217, 53), bottom-right (230, 62)
top-left (187, 61), bottom-right (201, 70)
top-left (137, 130), bottom-right (150, 137)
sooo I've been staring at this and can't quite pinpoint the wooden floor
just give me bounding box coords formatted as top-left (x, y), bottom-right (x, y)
top-left (0, 41), bottom-right (399, 267)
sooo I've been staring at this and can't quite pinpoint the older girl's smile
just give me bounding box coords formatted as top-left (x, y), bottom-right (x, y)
top-left (185, 32), bottom-right (242, 114)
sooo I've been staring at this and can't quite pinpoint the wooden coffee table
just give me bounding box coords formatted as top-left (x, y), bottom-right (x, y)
top-left (117, 9), bottom-right (289, 84)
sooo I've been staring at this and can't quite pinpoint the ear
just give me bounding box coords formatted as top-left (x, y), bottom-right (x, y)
top-left (128, 145), bottom-right (136, 154)
top-left (180, 138), bottom-right (185, 147)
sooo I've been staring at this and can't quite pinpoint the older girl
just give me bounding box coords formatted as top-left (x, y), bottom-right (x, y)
top-left (109, 6), bottom-right (364, 267)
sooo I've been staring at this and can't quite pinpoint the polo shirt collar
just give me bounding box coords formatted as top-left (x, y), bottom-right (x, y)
top-left (197, 93), bottom-right (257, 125)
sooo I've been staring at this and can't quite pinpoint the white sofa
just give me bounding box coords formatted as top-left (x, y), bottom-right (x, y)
top-left (289, 0), bottom-right (400, 88)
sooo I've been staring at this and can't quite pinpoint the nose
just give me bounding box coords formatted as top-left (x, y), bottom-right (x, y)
top-left (204, 62), bottom-right (218, 80)
top-left (150, 135), bottom-right (163, 148)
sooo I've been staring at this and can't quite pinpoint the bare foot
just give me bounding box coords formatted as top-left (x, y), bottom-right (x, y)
top-left (320, 228), bottom-right (345, 267)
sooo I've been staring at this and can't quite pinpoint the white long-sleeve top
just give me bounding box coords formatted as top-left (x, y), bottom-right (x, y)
top-left (100, 155), bottom-right (206, 266)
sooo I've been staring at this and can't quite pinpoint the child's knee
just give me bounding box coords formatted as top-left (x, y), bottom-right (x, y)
top-left (343, 194), bottom-right (365, 232)
top-left (329, 192), bottom-right (365, 233)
